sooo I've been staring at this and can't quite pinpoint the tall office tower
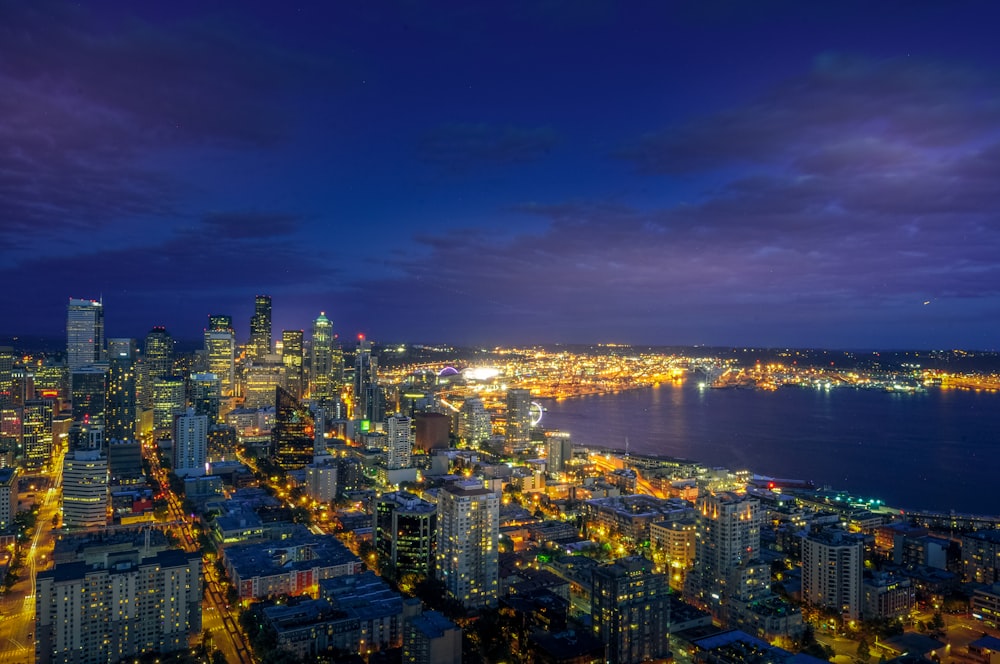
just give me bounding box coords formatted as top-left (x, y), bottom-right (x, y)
top-left (354, 337), bottom-right (384, 423)
top-left (0, 346), bottom-right (13, 406)
top-left (244, 362), bottom-right (287, 410)
top-left (0, 407), bottom-right (20, 468)
top-left (108, 439), bottom-right (143, 484)
top-left (70, 365), bottom-right (106, 424)
top-left (144, 326), bottom-right (174, 382)
top-left (685, 492), bottom-right (761, 616)
top-left (457, 397), bottom-right (491, 448)
top-left (66, 297), bottom-right (105, 370)
top-left (62, 448), bottom-right (109, 528)
top-left (309, 313), bottom-right (336, 406)
top-left (69, 422), bottom-right (104, 451)
top-left (281, 329), bottom-right (304, 399)
top-left (105, 338), bottom-right (137, 441)
top-left (435, 482), bottom-right (499, 609)
top-left (22, 399), bottom-right (53, 468)
top-left (34, 360), bottom-right (68, 402)
top-left (505, 388), bottom-right (532, 452)
top-left (189, 373), bottom-right (221, 423)
top-left (152, 377), bottom-right (185, 436)
top-left (205, 315), bottom-right (235, 396)
top-left (35, 548), bottom-right (202, 664)
top-left (272, 386), bottom-right (314, 469)
top-left (385, 414), bottom-right (413, 470)
top-left (375, 491), bottom-right (436, 580)
top-left (249, 294), bottom-right (272, 361)
top-left (174, 408), bottom-right (207, 478)
top-left (546, 431), bottom-right (573, 473)
top-left (0, 467), bottom-right (18, 530)
top-left (592, 556), bottom-right (670, 664)
top-left (802, 528), bottom-right (864, 620)
top-left (9, 367), bottom-right (34, 407)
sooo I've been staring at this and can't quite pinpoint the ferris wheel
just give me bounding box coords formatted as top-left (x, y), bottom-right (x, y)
top-left (529, 401), bottom-right (544, 427)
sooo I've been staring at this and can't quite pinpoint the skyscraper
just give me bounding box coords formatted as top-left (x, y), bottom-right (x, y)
top-left (457, 397), bottom-right (491, 448)
top-left (22, 399), bottom-right (53, 468)
top-left (0, 346), bottom-right (13, 407)
top-left (189, 373), bottom-right (221, 423)
top-left (174, 408), bottom-right (208, 477)
top-left (70, 365), bottom-right (107, 424)
top-left (62, 448), bottom-right (109, 528)
top-left (272, 386), bottom-right (314, 469)
top-left (686, 492), bottom-right (761, 617)
top-left (802, 528), bottom-right (864, 620)
top-left (354, 336), bottom-right (384, 423)
top-left (435, 482), bottom-right (499, 609)
top-left (105, 338), bottom-right (137, 441)
top-left (281, 329), bottom-right (304, 399)
top-left (546, 431), bottom-right (573, 473)
top-left (143, 326), bottom-right (174, 383)
top-left (385, 414), bottom-right (413, 470)
top-left (505, 388), bottom-right (532, 452)
top-left (249, 294), bottom-right (272, 361)
top-left (310, 313), bottom-right (335, 406)
top-left (375, 491), bottom-right (436, 581)
top-left (592, 556), bottom-right (670, 664)
top-left (152, 377), bottom-right (185, 436)
top-left (205, 316), bottom-right (235, 397)
top-left (66, 297), bottom-right (104, 370)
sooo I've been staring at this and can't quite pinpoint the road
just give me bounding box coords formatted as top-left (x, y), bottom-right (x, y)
top-left (0, 445), bottom-right (65, 664)
top-left (147, 449), bottom-right (255, 664)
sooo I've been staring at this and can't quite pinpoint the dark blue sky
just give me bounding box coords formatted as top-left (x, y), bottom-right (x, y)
top-left (3, 1), bottom-right (1000, 349)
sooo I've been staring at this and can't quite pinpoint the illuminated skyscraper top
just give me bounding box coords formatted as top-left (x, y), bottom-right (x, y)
top-left (143, 327), bottom-right (174, 383)
top-left (310, 312), bottom-right (335, 406)
top-left (249, 295), bottom-right (272, 361)
top-left (66, 298), bottom-right (104, 370)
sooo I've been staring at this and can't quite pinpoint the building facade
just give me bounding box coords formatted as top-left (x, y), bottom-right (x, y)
top-left (435, 483), bottom-right (499, 609)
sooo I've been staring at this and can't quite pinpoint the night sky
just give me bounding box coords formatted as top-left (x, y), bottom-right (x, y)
top-left (3, 1), bottom-right (1000, 350)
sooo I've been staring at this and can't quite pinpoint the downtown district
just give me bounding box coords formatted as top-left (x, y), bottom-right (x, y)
top-left (0, 295), bottom-right (998, 664)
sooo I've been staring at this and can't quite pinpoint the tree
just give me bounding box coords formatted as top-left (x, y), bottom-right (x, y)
top-left (857, 637), bottom-right (872, 664)
top-left (930, 611), bottom-right (945, 633)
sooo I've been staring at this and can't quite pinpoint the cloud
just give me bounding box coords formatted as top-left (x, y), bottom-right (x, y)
top-left (417, 123), bottom-right (559, 172)
top-left (0, 2), bottom-right (334, 254)
top-left (617, 54), bottom-right (1000, 174)
top-left (202, 212), bottom-right (303, 240)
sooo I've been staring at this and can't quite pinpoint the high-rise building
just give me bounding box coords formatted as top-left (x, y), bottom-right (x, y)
top-left (385, 414), bottom-right (413, 470)
top-left (22, 399), bottom-right (53, 469)
top-left (66, 297), bottom-right (104, 370)
top-left (70, 365), bottom-right (107, 424)
top-left (244, 362), bottom-right (287, 410)
top-left (403, 611), bottom-right (462, 664)
top-left (205, 315), bottom-right (235, 397)
top-left (62, 448), bottom-right (109, 528)
top-left (152, 377), bottom-right (185, 436)
top-left (108, 438), bottom-right (143, 484)
top-left (592, 556), bottom-right (670, 664)
top-left (0, 407), bottom-right (20, 467)
top-left (35, 548), bottom-right (202, 664)
top-left (0, 467), bottom-right (19, 531)
top-left (249, 294), bottom-right (272, 361)
top-left (686, 492), bottom-right (761, 616)
top-left (105, 339), bottom-right (137, 442)
top-left (505, 388), bottom-right (532, 452)
top-left (281, 330), bottom-right (304, 400)
top-left (144, 326), bottom-right (174, 383)
top-left (310, 313), bottom-right (336, 406)
top-left (0, 346), bottom-right (13, 406)
top-left (272, 386), bottom-right (314, 469)
top-left (354, 337), bottom-right (384, 423)
top-left (305, 458), bottom-right (338, 503)
top-left (189, 373), bottom-right (221, 423)
top-left (457, 397), bottom-right (491, 448)
top-left (802, 528), bottom-right (864, 620)
top-left (375, 491), bottom-right (436, 580)
top-left (546, 431), bottom-right (573, 474)
top-left (174, 408), bottom-right (207, 478)
top-left (435, 482), bottom-right (499, 609)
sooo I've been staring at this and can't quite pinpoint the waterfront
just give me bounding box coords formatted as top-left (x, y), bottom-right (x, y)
top-left (542, 382), bottom-right (999, 514)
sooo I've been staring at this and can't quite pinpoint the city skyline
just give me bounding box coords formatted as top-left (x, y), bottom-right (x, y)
top-left (3, 2), bottom-right (1000, 349)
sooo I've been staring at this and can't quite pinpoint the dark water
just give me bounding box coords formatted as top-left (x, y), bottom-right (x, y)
top-left (540, 383), bottom-right (1000, 514)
